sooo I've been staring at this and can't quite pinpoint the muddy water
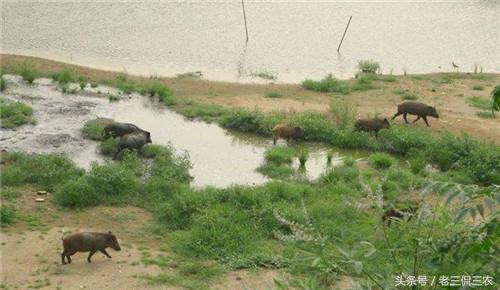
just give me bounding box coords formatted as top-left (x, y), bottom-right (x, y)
top-left (0, 75), bottom-right (365, 187)
top-left (2, 1), bottom-right (499, 82)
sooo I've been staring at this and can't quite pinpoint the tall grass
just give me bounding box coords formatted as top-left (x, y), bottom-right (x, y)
top-left (358, 60), bottom-right (380, 74)
top-left (18, 63), bottom-right (38, 83)
top-left (0, 98), bottom-right (35, 128)
top-left (302, 74), bottom-right (351, 94)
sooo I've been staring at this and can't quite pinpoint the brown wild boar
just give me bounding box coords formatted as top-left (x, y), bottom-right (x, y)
top-left (272, 123), bottom-right (304, 145)
top-left (392, 101), bottom-right (439, 126)
top-left (382, 206), bottom-right (418, 226)
top-left (61, 231), bottom-right (121, 264)
top-left (354, 118), bottom-right (391, 135)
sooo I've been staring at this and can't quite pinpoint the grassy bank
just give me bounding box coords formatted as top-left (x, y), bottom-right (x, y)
top-left (2, 145), bottom-right (498, 288)
top-left (0, 98), bottom-right (35, 128)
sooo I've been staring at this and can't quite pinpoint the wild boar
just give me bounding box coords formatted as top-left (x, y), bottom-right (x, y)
top-left (272, 123), bottom-right (304, 145)
top-left (102, 122), bottom-right (142, 139)
top-left (354, 118), bottom-right (391, 135)
top-left (392, 102), bottom-right (439, 126)
top-left (61, 231), bottom-right (121, 264)
top-left (113, 131), bottom-right (152, 159)
top-left (382, 206), bottom-right (418, 226)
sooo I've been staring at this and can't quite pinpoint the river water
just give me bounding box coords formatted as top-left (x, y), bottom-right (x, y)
top-left (0, 75), bottom-right (365, 187)
top-left (2, 1), bottom-right (499, 82)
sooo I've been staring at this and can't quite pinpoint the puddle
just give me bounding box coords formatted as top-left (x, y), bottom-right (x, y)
top-left (0, 75), bottom-right (366, 187)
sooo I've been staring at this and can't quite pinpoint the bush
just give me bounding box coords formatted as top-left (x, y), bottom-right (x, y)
top-left (0, 98), bottom-right (35, 128)
top-left (52, 69), bottom-right (74, 84)
top-left (472, 85), bottom-right (484, 91)
top-left (265, 91), bottom-right (282, 98)
top-left (0, 76), bottom-right (6, 91)
top-left (0, 153), bottom-right (83, 190)
top-left (78, 76), bottom-right (86, 89)
top-left (86, 162), bottom-right (139, 199)
top-left (0, 204), bottom-right (16, 226)
top-left (180, 102), bottom-right (228, 123)
top-left (329, 100), bottom-right (356, 130)
top-left (369, 152), bottom-right (395, 169)
top-left (298, 149), bottom-right (309, 167)
top-left (82, 118), bottom-right (113, 140)
top-left (396, 90), bottom-right (418, 100)
top-left (292, 112), bottom-right (334, 141)
top-left (99, 138), bottom-right (120, 156)
top-left (352, 73), bottom-right (375, 91)
top-left (219, 109), bottom-right (271, 135)
top-left (264, 147), bottom-right (294, 165)
top-left (171, 205), bottom-right (263, 259)
top-left (142, 82), bottom-right (176, 105)
top-left (358, 60), bottom-right (380, 74)
top-left (302, 74), bottom-right (351, 94)
top-left (257, 163), bottom-right (295, 179)
top-left (54, 177), bottom-right (100, 208)
top-left (18, 63), bottom-right (38, 83)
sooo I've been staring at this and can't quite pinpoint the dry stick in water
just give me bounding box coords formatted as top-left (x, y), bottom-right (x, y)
top-left (337, 16), bottom-right (353, 52)
top-left (241, 0), bottom-right (249, 42)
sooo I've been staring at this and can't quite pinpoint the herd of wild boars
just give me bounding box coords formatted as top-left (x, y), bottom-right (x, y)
top-left (61, 231), bottom-right (121, 264)
top-left (101, 122), bottom-right (152, 159)
top-left (273, 101), bottom-right (439, 144)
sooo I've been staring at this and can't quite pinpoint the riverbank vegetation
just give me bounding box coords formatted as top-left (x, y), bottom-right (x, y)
top-left (0, 98), bottom-right (35, 128)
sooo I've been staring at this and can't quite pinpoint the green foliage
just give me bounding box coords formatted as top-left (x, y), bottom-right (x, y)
top-left (329, 100), bottom-right (356, 130)
top-left (381, 75), bottom-right (396, 82)
top-left (395, 89), bottom-right (418, 100)
top-left (0, 187), bottom-right (21, 201)
top-left (90, 82), bottom-right (98, 88)
top-left (468, 96), bottom-right (492, 110)
top-left (352, 73), bottom-right (375, 91)
top-left (257, 163), bottom-right (296, 179)
top-left (358, 60), bottom-right (380, 74)
top-left (265, 91), bottom-right (283, 98)
top-left (0, 98), bottom-right (35, 128)
top-left (18, 63), bottom-right (38, 83)
top-left (53, 177), bottom-right (100, 208)
top-left (298, 149), bottom-right (309, 167)
top-left (86, 162), bottom-right (139, 199)
top-left (52, 69), bottom-right (74, 84)
top-left (491, 84), bottom-right (500, 113)
top-left (302, 74), bottom-right (351, 94)
top-left (179, 102), bottom-right (228, 123)
top-left (141, 82), bottom-right (176, 105)
top-left (0, 204), bottom-right (16, 226)
top-left (472, 85), bottom-right (484, 91)
top-left (99, 138), bottom-right (119, 156)
top-left (219, 109), bottom-right (275, 135)
top-left (264, 147), bottom-right (294, 165)
top-left (0, 153), bottom-right (83, 190)
top-left (108, 94), bottom-right (120, 102)
top-left (476, 111), bottom-right (495, 118)
top-left (81, 118), bottom-right (113, 140)
top-left (78, 76), bottom-right (86, 89)
top-left (369, 153), bottom-right (395, 169)
top-left (0, 76), bottom-right (6, 91)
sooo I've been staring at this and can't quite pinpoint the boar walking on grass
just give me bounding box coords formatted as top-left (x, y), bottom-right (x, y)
top-left (113, 130), bottom-right (152, 159)
top-left (354, 117), bottom-right (391, 135)
top-left (392, 101), bottom-right (439, 126)
top-left (61, 231), bottom-right (121, 264)
top-left (272, 123), bottom-right (304, 145)
top-left (102, 122), bottom-right (142, 139)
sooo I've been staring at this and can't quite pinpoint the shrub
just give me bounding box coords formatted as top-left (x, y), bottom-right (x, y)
top-left (257, 163), bottom-right (295, 179)
top-left (298, 149), bottom-right (309, 167)
top-left (352, 73), bottom-right (375, 91)
top-left (142, 82), bottom-right (176, 105)
top-left (320, 165), bottom-right (360, 184)
top-left (329, 100), bottom-right (356, 130)
top-left (358, 60), bottom-right (380, 74)
top-left (90, 82), bottom-right (98, 88)
top-left (141, 144), bottom-right (172, 158)
top-left (408, 155), bottom-right (426, 174)
top-left (18, 63), bottom-right (38, 83)
top-left (302, 74), bottom-right (351, 94)
top-left (180, 102), bottom-right (228, 122)
top-left (99, 138), bottom-right (119, 156)
top-left (171, 205), bottom-right (263, 259)
top-left (78, 76), bottom-right (86, 89)
top-left (265, 91), bottom-right (282, 98)
top-left (82, 118), bottom-right (113, 140)
top-left (54, 177), bottom-right (100, 208)
top-left (108, 94), bottom-right (120, 102)
top-left (369, 152), bottom-right (395, 169)
top-left (292, 112), bottom-right (334, 141)
top-left (0, 76), bottom-right (6, 91)
top-left (396, 90), bottom-right (418, 100)
top-left (264, 147), bottom-right (294, 165)
top-left (0, 98), bottom-right (35, 128)
top-left (86, 162), bottom-right (139, 199)
top-left (219, 109), bottom-right (270, 135)
top-left (0, 204), bottom-right (16, 226)
top-left (53, 69), bottom-right (74, 84)
top-left (472, 85), bottom-right (484, 91)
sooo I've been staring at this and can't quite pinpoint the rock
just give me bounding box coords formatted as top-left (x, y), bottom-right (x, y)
top-left (35, 198), bottom-right (45, 202)
top-left (36, 190), bottom-right (49, 195)
top-left (236, 276), bottom-right (242, 281)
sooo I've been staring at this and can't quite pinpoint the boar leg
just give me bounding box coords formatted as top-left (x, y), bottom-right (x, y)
top-left (422, 116), bottom-right (430, 127)
top-left (413, 116), bottom-right (421, 123)
top-left (61, 252), bottom-right (67, 265)
top-left (87, 250), bottom-right (97, 263)
top-left (99, 249), bottom-right (112, 258)
top-left (403, 113), bottom-right (409, 124)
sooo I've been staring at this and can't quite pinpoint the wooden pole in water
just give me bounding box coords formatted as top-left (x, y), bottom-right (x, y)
top-left (241, 0), bottom-right (249, 42)
top-left (337, 16), bottom-right (352, 52)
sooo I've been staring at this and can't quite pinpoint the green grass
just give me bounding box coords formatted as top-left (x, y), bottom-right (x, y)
top-left (250, 71), bottom-right (277, 81)
top-left (0, 204), bottom-right (17, 226)
top-left (472, 85), bottom-right (484, 91)
top-left (467, 96), bottom-right (492, 110)
top-left (395, 89), bottom-right (418, 100)
top-left (476, 111), bottom-right (496, 118)
top-left (264, 91), bottom-right (283, 98)
top-left (369, 152), bottom-right (395, 169)
top-left (302, 74), bottom-right (351, 94)
top-left (358, 60), bottom-right (380, 74)
top-left (18, 63), bottom-right (38, 83)
top-left (0, 76), bottom-right (6, 91)
top-left (264, 147), bottom-right (294, 165)
top-left (0, 98), bottom-right (35, 128)
top-left (81, 118), bottom-right (114, 140)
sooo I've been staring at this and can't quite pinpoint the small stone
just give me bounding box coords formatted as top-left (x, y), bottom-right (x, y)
top-left (36, 190), bottom-right (49, 195)
top-left (35, 198), bottom-right (45, 202)
top-left (79, 286), bottom-right (85, 289)
top-left (235, 276), bottom-right (242, 281)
